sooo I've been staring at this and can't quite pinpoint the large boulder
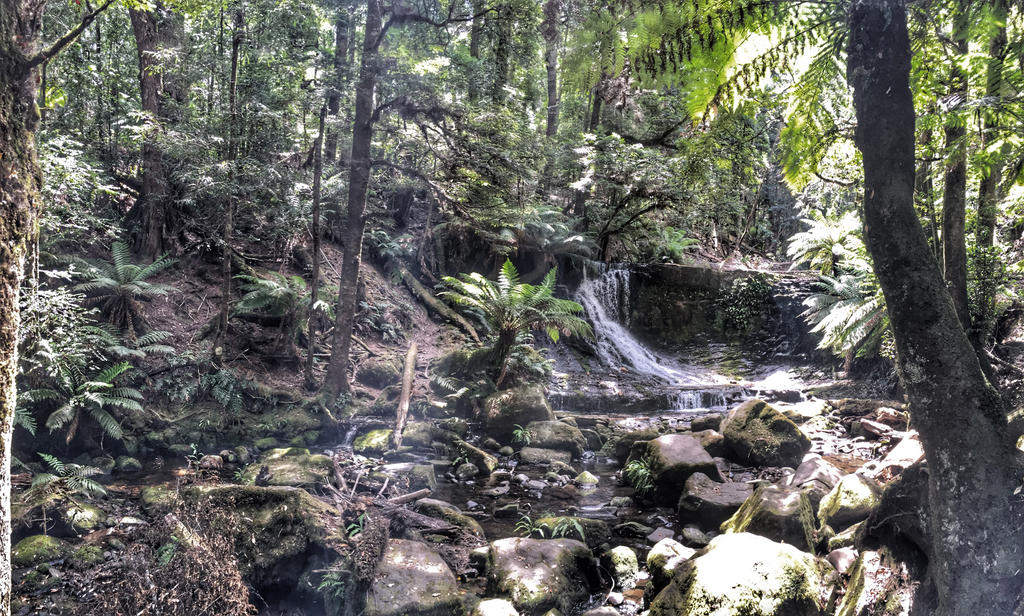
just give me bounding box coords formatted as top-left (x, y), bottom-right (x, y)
top-left (239, 448), bottom-right (332, 488)
top-left (721, 485), bottom-right (816, 551)
top-left (355, 359), bottom-right (400, 389)
top-left (677, 472), bottom-right (753, 529)
top-left (482, 385), bottom-right (556, 441)
top-left (630, 434), bottom-right (722, 504)
top-left (720, 399), bottom-right (811, 467)
top-left (364, 539), bottom-right (466, 616)
top-left (488, 537), bottom-right (599, 614)
top-left (818, 473), bottom-right (882, 531)
top-left (454, 439), bottom-right (499, 474)
top-left (524, 421), bottom-right (587, 459)
top-left (649, 533), bottom-right (828, 616)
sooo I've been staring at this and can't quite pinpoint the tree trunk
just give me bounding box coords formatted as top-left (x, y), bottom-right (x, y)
top-left (217, 8), bottom-right (244, 342)
top-left (490, 2), bottom-right (511, 103)
top-left (0, 15), bottom-right (43, 609)
top-left (468, 0), bottom-right (485, 102)
top-left (940, 1), bottom-right (970, 330)
top-left (972, 0), bottom-right (1009, 349)
top-left (129, 7), bottom-right (171, 258)
top-left (847, 2), bottom-right (1024, 614)
top-left (323, 11), bottom-right (348, 164)
top-left (539, 0), bottom-right (560, 191)
top-left (323, 0), bottom-right (382, 398)
top-left (541, 0), bottom-right (560, 139)
top-left (914, 125), bottom-right (938, 257)
top-left (305, 103), bottom-right (327, 390)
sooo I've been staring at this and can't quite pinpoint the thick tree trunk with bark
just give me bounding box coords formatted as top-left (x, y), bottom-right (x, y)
top-left (972, 0), bottom-right (1008, 349)
top-left (323, 0), bottom-right (382, 398)
top-left (129, 3), bottom-right (185, 258)
top-left (940, 2), bottom-right (970, 329)
top-left (0, 13), bottom-right (42, 608)
top-left (847, 2), bottom-right (1024, 613)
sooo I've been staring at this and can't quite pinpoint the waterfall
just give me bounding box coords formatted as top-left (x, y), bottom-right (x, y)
top-left (575, 265), bottom-right (692, 384)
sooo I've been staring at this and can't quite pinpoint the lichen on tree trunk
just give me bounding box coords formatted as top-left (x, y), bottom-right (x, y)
top-left (847, 1), bottom-right (1024, 612)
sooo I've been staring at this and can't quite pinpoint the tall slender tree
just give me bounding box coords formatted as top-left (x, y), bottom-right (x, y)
top-left (323, 0), bottom-right (383, 397)
top-left (306, 103), bottom-right (327, 390)
top-left (940, 0), bottom-right (970, 329)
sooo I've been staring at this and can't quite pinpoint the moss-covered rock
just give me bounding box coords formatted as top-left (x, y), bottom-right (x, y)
top-left (575, 471), bottom-right (599, 486)
top-left (115, 456), bottom-right (143, 472)
top-left (12, 535), bottom-right (71, 568)
top-left (646, 538), bottom-right (696, 593)
top-left (55, 502), bottom-right (107, 536)
top-left (364, 539), bottom-right (466, 616)
top-left (254, 437), bottom-right (281, 451)
top-left (720, 399), bottom-right (811, 467)
top-left (482, 385), bottom-right (556, 440)
top-left (140, 485), bottom-right (178, 515)
top-left (68, 544), bottom-right (105, 569)
top-left (603, 427), bottom-right (662, 464)
top-left (524, 421), bottom-right (587, 459)
top-left (472, 598), bottom-right (519, 616)
top-left (488, 537), bottom-right (599, 615)
top-left (415, 498), bottom-right (486, 540)
top-left (239, 447), bottom-right (332, 488)
top-left (721, 485), bottom-right (817, 552)
top-left (353, 429), bottom-right (393, 456)
top-left (518, 447), bottom-right (571, 467)
top-left (356, 359), bottom-right (401, 389)
top-left (648, 533), bottom-right (828, 616)
top-left (602, 546), bottom-right (638, 589)
top-left (452, 439), bottom-right (499, 473)
top-left (818, 474), bottom-right (882, 531)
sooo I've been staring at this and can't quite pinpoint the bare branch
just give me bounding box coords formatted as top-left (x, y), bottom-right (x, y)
top-left (26, 0), bottom-right (115, 68)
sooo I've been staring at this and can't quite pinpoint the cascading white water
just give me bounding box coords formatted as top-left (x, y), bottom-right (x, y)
top-left (576, 265), bottom-right (706, 384)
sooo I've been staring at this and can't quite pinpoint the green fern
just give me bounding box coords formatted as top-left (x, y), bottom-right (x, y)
top-left (75, 241), bottom-right (176, 340)
top-left (440, 260), bottom-right (591, 387)
top-left (21, 452), bottom-right (107, 511)
top-left (234, 272), bottom-right (334, 353)
top-left (23, 361), bottom-right (141, 444)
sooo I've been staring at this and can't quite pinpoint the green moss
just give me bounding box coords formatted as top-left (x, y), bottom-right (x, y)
top-left (254, 437), bottom-right (280, 450)
top-left (68, 545), bottom-right (104, 569)
top-left (353, 429), bottom-right (393, 455)
top-left (239, 448), bottom-right (332, 488)
top-left (12, 535), bottom-right (71, 568)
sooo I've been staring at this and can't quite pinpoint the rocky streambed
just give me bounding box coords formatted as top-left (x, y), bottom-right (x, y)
top-left (10, 367), bottom-right (928, 616)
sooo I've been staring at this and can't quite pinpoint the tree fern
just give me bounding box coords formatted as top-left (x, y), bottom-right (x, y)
top-left (22, 361), bottom-right (142, 444)
top-left (441, 260), bottom-right (592, 386)
top-left (75, 241), bottom-right (177, 340)
top-left (234, 272), bottom-right (334, 354)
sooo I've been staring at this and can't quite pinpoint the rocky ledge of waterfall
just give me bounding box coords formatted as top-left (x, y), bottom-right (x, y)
top-left (10, 370), bottom-right (934, 616)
